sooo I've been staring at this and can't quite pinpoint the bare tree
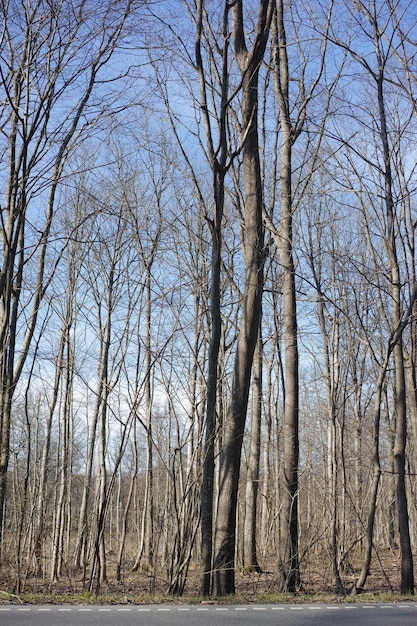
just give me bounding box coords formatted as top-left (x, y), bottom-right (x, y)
top-left (212, 0), bottom-right (273, 596)
top-left (263, 0), bottom-right (333, 590)
top-left (194, 0), bottom-right (234, 595)
top-left (127, 140), bottom-right (164, 575)
top-left (328, 0), bottom-right (416, 594)
top-left (0, 0), bottom-right (142, 541)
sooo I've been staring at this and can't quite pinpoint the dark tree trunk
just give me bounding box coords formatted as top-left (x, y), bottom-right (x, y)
top-left (213, 0), bottom-right (272, 595)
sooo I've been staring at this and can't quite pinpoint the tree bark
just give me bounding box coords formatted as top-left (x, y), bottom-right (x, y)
top-left (376, 58), bottom-right (414, 596)
top-left (243, 324), bottom-right (262, 573)
top-left (213, 0), bottom-right (272, 595)
top-left (273, 0), bottom-right (300, 591)
top-left (196, 0), bottom-right (230, 595)
top-left (353, 367), bottom-right (384, 594)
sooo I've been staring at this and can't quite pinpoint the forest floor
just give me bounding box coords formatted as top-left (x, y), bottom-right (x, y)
top-left (0, 549), bottom-right (416, 603)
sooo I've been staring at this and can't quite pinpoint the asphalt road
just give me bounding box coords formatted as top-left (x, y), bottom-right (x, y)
top-left (1, 603), bottom-right (417, 626)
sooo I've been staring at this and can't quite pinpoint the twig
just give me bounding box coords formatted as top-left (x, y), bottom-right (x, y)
top-left (0, 590), bottom-right (24, 604)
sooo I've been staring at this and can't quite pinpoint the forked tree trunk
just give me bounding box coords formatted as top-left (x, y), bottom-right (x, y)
top-left (193, 0), bottom-right (231, 596)
top-left (213, 1), bottom-right (272, 596)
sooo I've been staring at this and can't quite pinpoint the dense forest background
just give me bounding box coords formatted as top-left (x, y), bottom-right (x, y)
top-left (1, 0), bottom-right (417, 598)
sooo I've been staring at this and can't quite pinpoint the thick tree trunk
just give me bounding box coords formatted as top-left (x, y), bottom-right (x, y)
top-left (213, 205), bottom-right (264, 594)
top-left (212, 0), bottom-right (271, 596)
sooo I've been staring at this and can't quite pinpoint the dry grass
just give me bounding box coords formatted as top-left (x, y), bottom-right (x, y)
top-left (0, 549), bottom-right (415, 604)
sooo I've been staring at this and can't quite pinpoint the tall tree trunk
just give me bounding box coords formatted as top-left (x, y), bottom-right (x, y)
top-left (88, 305), bottom-right (112, 593)
top-left (51, 336), bottom-right (73, 583)
top-left (193, 0), bottom-right (231, 596)
top-left (116, 435), bottom-right (137, 582)
top-left (199, 178), bottom-right (223, 594)
top-left (132, 267), bottom-right (154, 573)
top-left (277, 202), bottom-right (300, 591)
top-left (273, 0), bottom-right (299, 590)
top-left (213, 1), bottom-right (272, 596)
top-left (376, 62), bottom-right (414, 594)
top-left (73, 408), bottom-right (98, 575)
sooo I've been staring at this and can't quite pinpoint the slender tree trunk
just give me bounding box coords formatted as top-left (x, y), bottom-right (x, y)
top-left (273, 0), bottom-right (299, 590)
top-left (73, 408), bottom-right (98, 575)
top-left (278, 211), bottom-right (300, 591)
top-left (0, 390), bottom-right (12, 552)
top-left (88, 305), bottom-right (112, 593)
top-left (353, 366), bottom-right (386, 593)
top-left (243, 324), bottom-right (262, 573)
top-left (132, 266), bottom-right (154, 573)
top-left (51, 336), bottom-right (73, 582)
top-left (200, 192), bottom-right (222, 594)
top-left (376, 64), bottom-right (414, 594)
top-left (0, 0), bottom-right (136, 547)
top-left (394, 351), bottom-right (413, 594)
top-left (260, 351), bottom-right (274, 558)
top-left (116, 436), bottom-right (137, 582)
top-left (386, 402), bottom-right (398, 552)
top-left (352, 355), bottom-right (364, 550)
top-left (193, 0), bottom-right (230, 595)
top-left (33, 328), bottom-right (66, 573)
